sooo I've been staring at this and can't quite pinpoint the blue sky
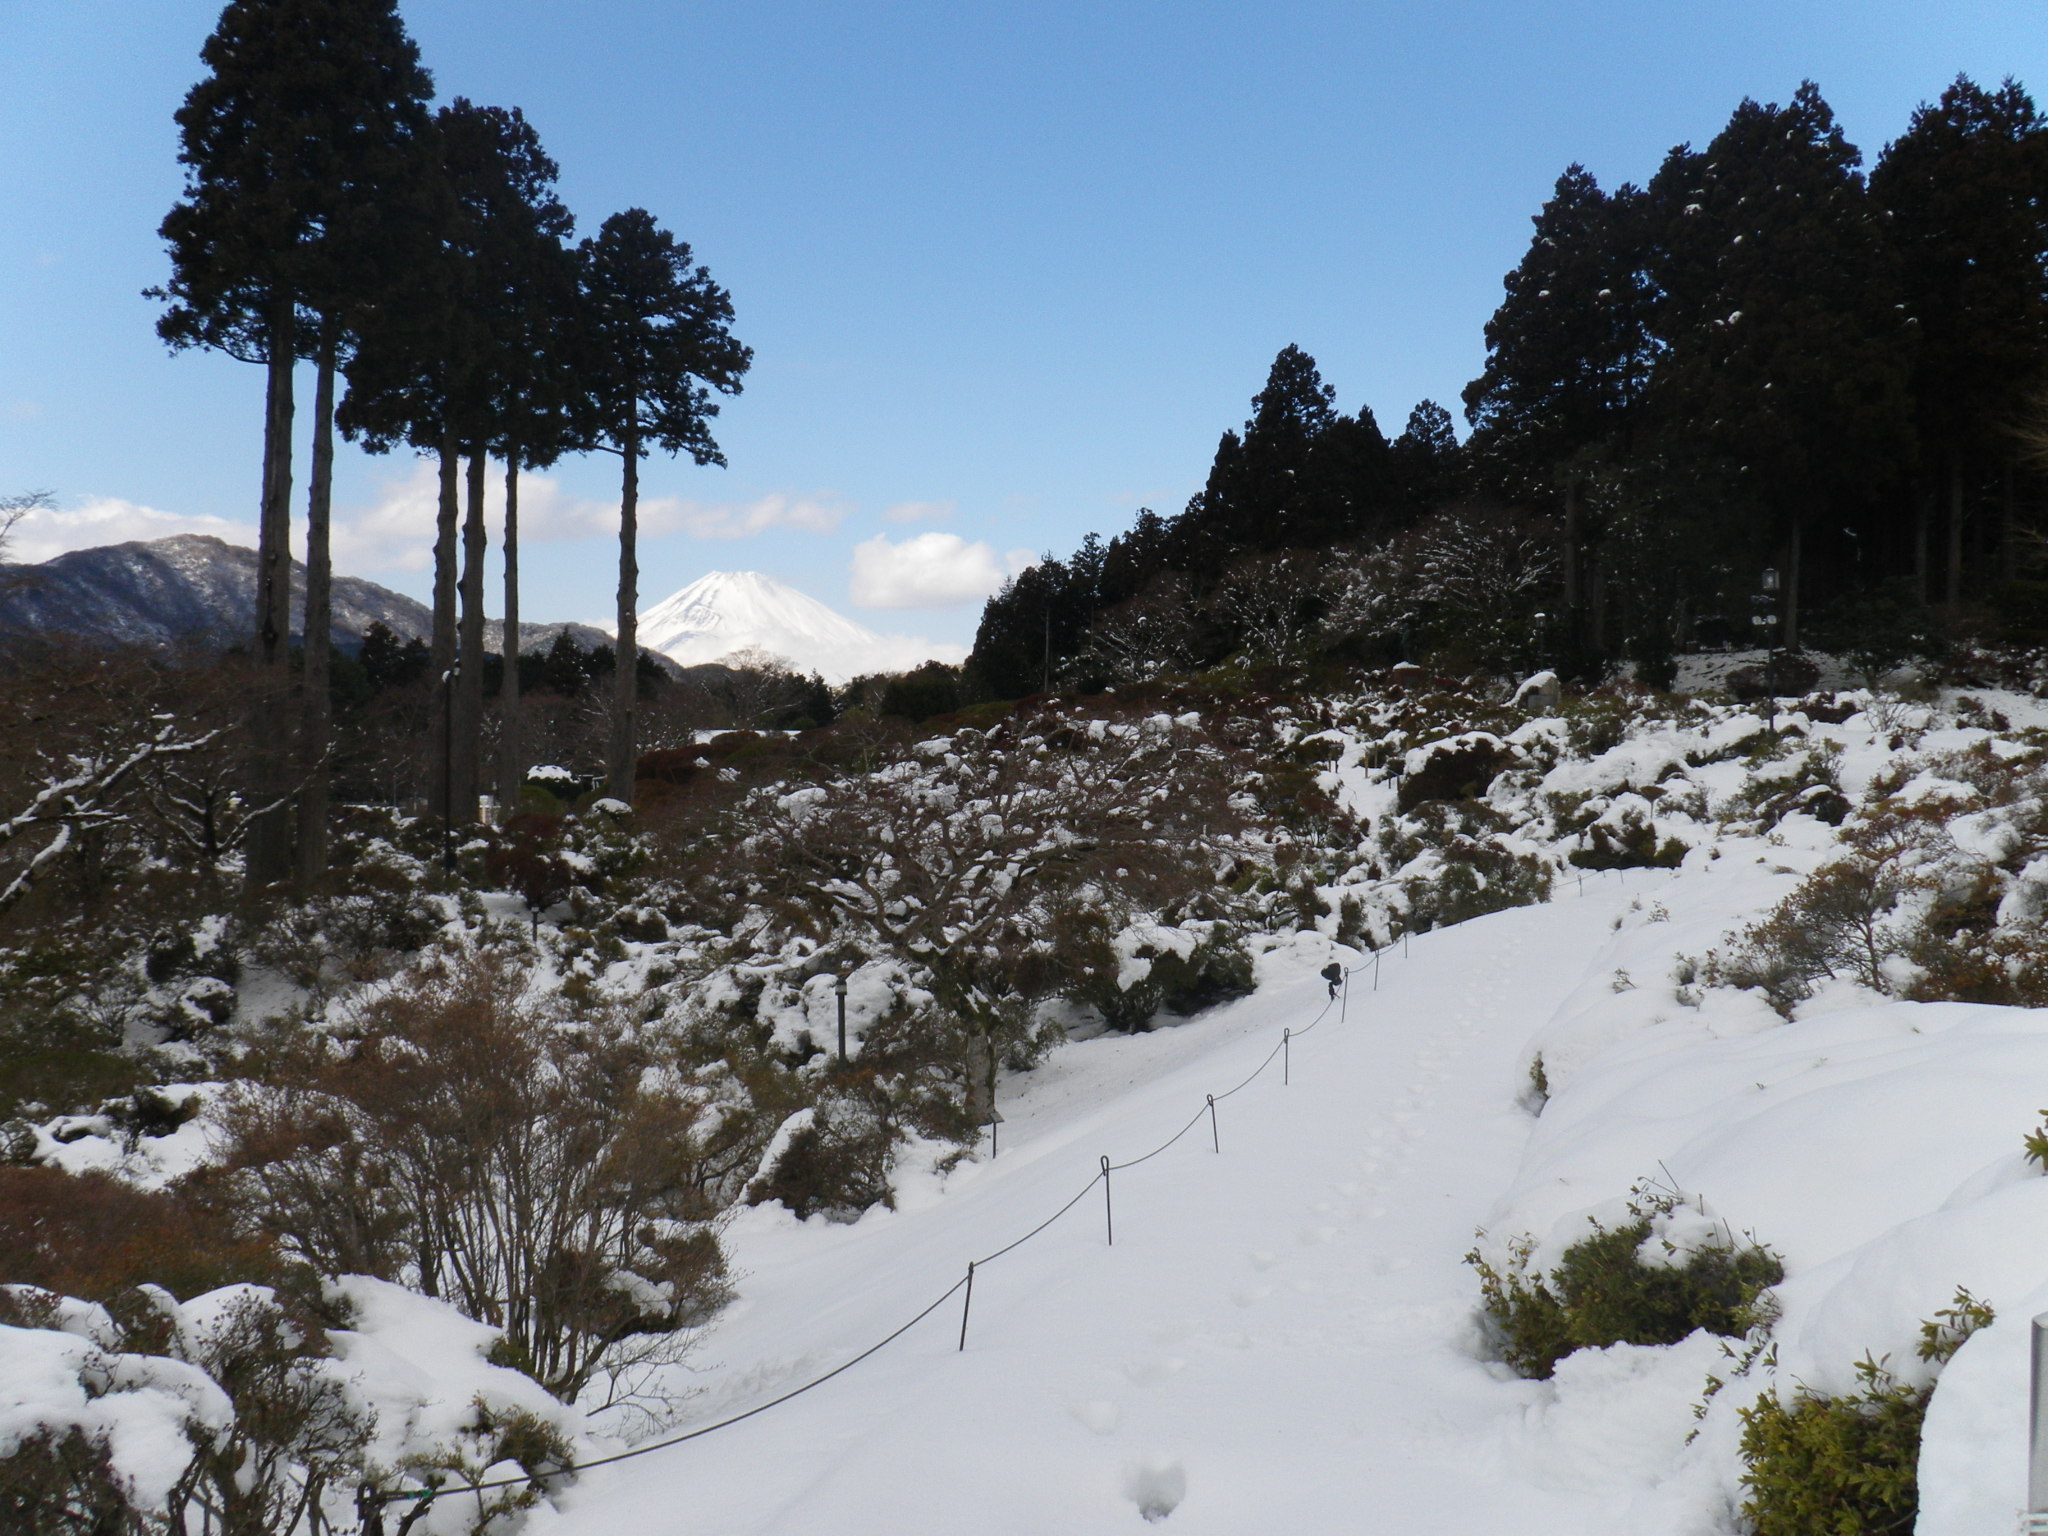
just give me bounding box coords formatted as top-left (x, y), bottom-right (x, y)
top-left (3, 1), bottom-right (2044, 652)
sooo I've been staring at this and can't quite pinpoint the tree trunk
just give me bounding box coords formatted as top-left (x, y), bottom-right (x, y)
top-left (294, 327), bottom-right (337, 892)
top-left (454, 445), bottom-right (488, 824)
top-left (1946, 457), bottom-right (1966, 607)
top-left (1784, 519), bottom-right (1803, 650)
top-left (498, 456), bottom-right (523, 815)
top-left (245, 297), bottom-right (297, 894)
top-left (2002, 452), bottom-right (2019, 586)
top-left (428, 432), bottom-right (460, 822)
top-left (609, 437), bottom-right (640, 802)
top-left (1586, 550), bottom-right (1607, 657)
top-left (1913, 493), bottom-right (1929, 606)
top-left (1561, 477), bottom-right (1581, 604)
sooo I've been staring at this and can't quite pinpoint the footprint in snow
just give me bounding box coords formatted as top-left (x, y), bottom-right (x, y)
top-left (1122, 1356), bottom-right (1187, 1387)
top-left (1122, 1457), bottom-right (1187, 1522)
top-left (1070, 1399), bottom-right (1121, 1435)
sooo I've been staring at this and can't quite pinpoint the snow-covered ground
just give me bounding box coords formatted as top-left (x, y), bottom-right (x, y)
top-left (519, 849), bottom-right (2048, 1535)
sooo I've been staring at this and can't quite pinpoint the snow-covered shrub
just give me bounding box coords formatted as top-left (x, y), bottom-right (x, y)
top-left (1384, 802), bottom-right (1555, 933)
top-left (744, 1095), bottom-right (897, 1221)
top-left (211, 954), bottom-right (731, 1400)
top-left (1709, 743), bottom-right (2048, 1011)
top-left (1468, 1187), bottom-right (1783, 1380)
top-left (0, 1424), bottom-right (143, 1536)
top-left (1067, 919), bottom-right (1255, 1033)
top-left (170, 1286), bottom-right (373, 1533)
top-left (1737, 1290), bottom-right (1993, 1536)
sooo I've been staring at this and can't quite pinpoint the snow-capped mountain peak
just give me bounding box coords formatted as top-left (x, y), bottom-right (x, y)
top-left (638, 570), bottom-right (962, 681)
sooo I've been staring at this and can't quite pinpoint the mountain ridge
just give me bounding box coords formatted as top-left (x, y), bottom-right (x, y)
top-left (0, 534), bottom-right (616, 657)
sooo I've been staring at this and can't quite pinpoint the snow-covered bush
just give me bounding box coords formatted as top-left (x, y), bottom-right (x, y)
top-left (1737, 1290), bottom-right (1993, 1536)
top-left (210, 954), bottom-right (731, 1401)
top-left (1469, 1186), bottom-right (1783, 1380)
top-left (1709, 739), bottom-right (2048, 1011)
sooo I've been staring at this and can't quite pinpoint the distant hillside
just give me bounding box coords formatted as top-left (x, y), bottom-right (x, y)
top-left (0, 534), bottom-right (617, 658)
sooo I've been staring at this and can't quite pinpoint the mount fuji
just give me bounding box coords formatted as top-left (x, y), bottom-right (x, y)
top-left (638, 571), bottom-right (964, 682)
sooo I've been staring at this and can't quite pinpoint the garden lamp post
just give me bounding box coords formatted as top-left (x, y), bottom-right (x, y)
top-left (833, 973), bottom-right (849, 1064)
top-left (1752, 568), bottom-right (1781, 651)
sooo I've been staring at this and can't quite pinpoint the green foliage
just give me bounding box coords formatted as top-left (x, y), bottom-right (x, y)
top-left (1738, 1357), bottom-right (1927, 1536)
top-left (878, 662), bottom-right (965, 723)
top-left (1737, 1289), bottom-right (1994, 1535)
top-left (1469, 1186), bottom-right (1784, 1380)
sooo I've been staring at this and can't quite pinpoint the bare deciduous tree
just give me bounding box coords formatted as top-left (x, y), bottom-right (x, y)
top-left (214, 954), bottom-right (730, 1401)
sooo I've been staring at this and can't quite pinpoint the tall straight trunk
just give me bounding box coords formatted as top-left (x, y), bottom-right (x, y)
top-left (498, 456), bottom-right (523, 814)
top-left (454, 445), bottom-right (488, 824)
top-left (245, 297), bottom-right (298, 893)
top-left (608, 436), bottom-right (640, 802)
top-left (1561, 476), bottom-right (1581, 623)
top-left (2002, 453), bottom-right (2019, 585)
top-left (428, 432), bottom-right (460, 821)
top-left (294, 327), bottom-right (338, 891)
top-left (1785, 520), bottom-right (1803, 650)
top-left (1586, 551), bottom-right (1607, 656)
top-left (1913, 494), bottom-right (1930, 606)
top-left (1946, 457), bottom-right (1966, 607)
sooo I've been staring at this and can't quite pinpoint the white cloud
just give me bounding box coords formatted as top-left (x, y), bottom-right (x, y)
top-left (653, 492), bottom-right (846, 540)
top-left (882, 500), bottom-right (955, 525)
top-left (848, 532), bottom-right (1035, 610)
top-left (6, 496), bottom-right (257, 565)
top-left (333, 463), bottom-right (846, 572)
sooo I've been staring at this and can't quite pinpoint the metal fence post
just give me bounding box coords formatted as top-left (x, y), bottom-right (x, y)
top-left (1283, 1028), bottom-right (1291, 1085)
top-left (1101, 1156), bottom-right (1113, 1245)
top-left (1206, 1094), bottom-right (1219, 1153)
top-left (2029, 1312), bottom-right (2048, 1531)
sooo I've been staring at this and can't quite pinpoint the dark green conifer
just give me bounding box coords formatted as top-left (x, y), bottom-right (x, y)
top-left (155, 0), bottom-right (433, 889)
top-left (576, 210), bottom-right (751, 800)
top-left (1644, 81), bottom-right (1914, 644)
top-left (1872, 76), bottom-right (2048, 599)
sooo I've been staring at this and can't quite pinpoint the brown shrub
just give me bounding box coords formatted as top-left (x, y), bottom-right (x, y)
top-left (0, 1166), bottom-right (283, 1302)
top-left (213, 953), bottom-right (731, 1399)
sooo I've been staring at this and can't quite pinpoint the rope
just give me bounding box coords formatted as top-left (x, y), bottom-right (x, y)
top-left (379, 1273), bottom-right (973, 1503)
top-left (970, 1171), bottom-right (1106, 1266)
top-left (373, 949), bottom-right (1386, 1509)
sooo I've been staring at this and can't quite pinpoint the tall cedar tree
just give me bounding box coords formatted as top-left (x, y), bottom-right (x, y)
top-left (1388, 401), bottom-right (1464, 518)
top-left (436, 101), bottom-right (579, 819)
top-left (156, 0), bottom-right (433, 889)
top-left (1463, 166), bottom-right (1653, 651)
top-left (1644, 82), bottom-right (1914, 644)
top-left (577, 211), bottom-right (751, 800)
top-left (1872, 76), bottom-right (2048, 600)
top-left (339, 115), bottom-right (466, 826)
top-left (1178, 345), bottom-right (1397, 561)
top-left (342, 102), bottom-right (577, 823)
top-left (451, 110), bottom-right (582, 813)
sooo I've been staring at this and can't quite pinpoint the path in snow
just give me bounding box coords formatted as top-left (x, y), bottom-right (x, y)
top-left (533, 872), bottom-right (1687, 1535)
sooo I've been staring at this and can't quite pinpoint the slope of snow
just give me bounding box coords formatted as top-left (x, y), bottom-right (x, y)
top-left (638, 571), bottom-right (963, 681)
top-left (519, 857), bottom-right (2048, 1535)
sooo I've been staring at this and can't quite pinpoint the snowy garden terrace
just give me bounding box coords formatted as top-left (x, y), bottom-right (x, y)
top-left (10, 668), bottom-right (2048, 1530)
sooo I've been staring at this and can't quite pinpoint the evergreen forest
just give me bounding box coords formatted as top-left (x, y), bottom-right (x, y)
top-left (968, 78), bottom-right (2048, 698)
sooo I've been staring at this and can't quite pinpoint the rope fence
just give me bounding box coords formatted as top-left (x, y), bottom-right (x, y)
top-left (366, 940), bottom-right (1408, 1521)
